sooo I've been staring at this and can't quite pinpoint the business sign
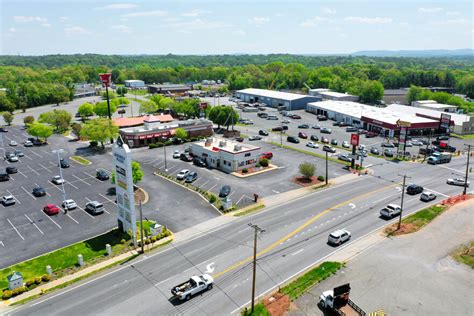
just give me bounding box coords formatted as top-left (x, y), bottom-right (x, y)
top-left (398, 126), bottom-right (408, 156)
top-left (99, 73), bottom-right (112, 87)
top-left (350, 133), bottom-right (359, 146)
top-left (440, 113), bottom-right (451, 130)
top-left (112, 136), bottom-right (137, 245)
top-left (397, 119), bottom-right (412, 128)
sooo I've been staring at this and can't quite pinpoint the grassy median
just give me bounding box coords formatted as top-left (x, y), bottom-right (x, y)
top-left (70, 155), bottom-right (92, 165)
top-left (385, 204), bottom-right (448, 236)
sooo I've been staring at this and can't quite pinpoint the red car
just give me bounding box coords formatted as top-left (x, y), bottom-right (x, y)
top-left (298, 132), bottom-right (308, 139)
top-left (261, 152), bottom-right (273, 160)
top-left (290, 114), bottom-right (302, 119)
top-left (365, 132), bottom-right (377, 138)
top-left (43, 204), bottom-right (60, 216)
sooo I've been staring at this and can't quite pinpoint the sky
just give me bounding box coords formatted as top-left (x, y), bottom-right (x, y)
top-left (1, 0), bottom-right (472, 55)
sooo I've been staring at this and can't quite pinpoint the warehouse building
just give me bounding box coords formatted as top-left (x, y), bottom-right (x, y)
top-left (124, 80), bottom-right (146, 89)
top-left (307, 101), bottom-right (445, 138)
top-left (148, 84), bottom-right (193, 95)
top-left (309, 88), bottom-right (359, 102)
top-left (235, 88), bottom-right (321, 110)
top-left (411, 100), bottom-right (458, 113)
top-left (190, 137), bottom-right (261, 174)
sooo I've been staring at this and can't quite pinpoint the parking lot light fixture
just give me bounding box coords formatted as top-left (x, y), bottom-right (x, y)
top-left (52, 149), bottom-right (67, 211)
top-left (161, 137), bottom-right (168, 171)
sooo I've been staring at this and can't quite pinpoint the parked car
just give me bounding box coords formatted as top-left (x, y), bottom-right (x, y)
top-left (282, 119), bottom-right (291, 124)
top-left (323, 145), bottom-right (336, 153)
top-left (384, 149), bottom-right (394, 157)
top-left (219, 185), bottom-right (231, 198)
top-left (298, 132), bottom-right (308, 139)
top-left (342, 141), bottom-right (350, 148)
top-left (259, 130), bottom-right (269, 136)
top-left (85, 201), bottom-right (105, 215)
top-left (306, 141), bottom-right (319, 149)
top-left (411, 140), bottom-right (423, 146)
top-left (298, 124), bottom-right (309, 129)
top-left (59, 159), bottom-right (70, 168)
top-left (370, 147), bottom-right (380, 155)
top-left (0, 172), bottom-right (10, 181)
top-left (317, 115), bottom-right (328, 121)
top-left (320, 127), bottom-right (332, 134)
top-left (437, 135), bottom-right (450, 141)
top-left (289, 114), bottom-right (301, 119)
top-left (261, 152), bottom-right (273, 160)
top-left (14, 150), bottom-right (24, 157)
top-left (381, 143), bottom-right (395, 148)
top-left (185, 171), bottom-right (198, 183)
top-left (2, 195), bottom-right (15, 206)
top-left (235, 137), bottom-right (244, 142)
top-left (266, 115), bottom-right (278, 120)
top-left (33, 139), bottom-right (46, 146)
top-left (330, 139), bottom-right (338, 146)
top-left (9, 140), bottom-right (17, 146)
top-left (380, 204), bottom-right (402, 218)
top-left (173, 150), bottom-right (181, 159)
top-left (447, 178), bottom-right (470, 187)
top-left (62, 199), bottom-right (78, 210)
top-left (43, 204), bottom-right (60, 216)
top-left (405, 141), bottom-right (413, 147)
top-left (407, 184), bottom-right (423, 195)
top-left (0, 127), bottom-right (7, 132)
top-left (310, 135), bottom-right (319, 142)
top-left (327, 229), bottom-right (351, 246)
top-left (177, 169), bottom-right (190, 180)
top-left (248, 135), bottom-right (262, 141)
top-left (365, 132), bottom-right (377, 138)
top-left (6, 166), bottom-right (17, 174)
top-left (358, 129), bottom-right (367, 135)
top-left (312, 124), bottom-right (321, 129)
top-left (257, 112), bottom-right (268, 118)
top-left (345, 126), bottom-right (358, 132)
top-left (338, 154), bottom-right (351, 162)
top-left (24, 140), bottom-right (33, 147)
top-left (180, 153), bottom-right (193, 162)
top-left (51, 175), bottom-right (65, 185)
top-left (96, 170), bottom-right (110, 181)
top-left (321, 137), bottom-right (329, 144)
top-left (420, 191), bottom-right (437, 202)
top-left (7, 154), bottom-right (18, 162)
top-left (287, 136), bottom-right (300, 144)
top-left (193, 157), bottom-right (207, 167)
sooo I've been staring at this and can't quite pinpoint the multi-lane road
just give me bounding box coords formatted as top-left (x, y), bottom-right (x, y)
top-left (8, 153), bottom-right (472, 315)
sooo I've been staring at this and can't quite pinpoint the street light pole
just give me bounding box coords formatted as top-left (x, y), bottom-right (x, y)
top-left (325, 151), bottom-right (328, 185)
top-left (248, 223), bottom-right (265, 314)
top-left (463, 144), bottom-right (471, 195)
top-left (162, 137), bottom-right (168, 171)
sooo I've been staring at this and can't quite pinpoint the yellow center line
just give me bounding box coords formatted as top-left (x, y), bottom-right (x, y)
top-left (213, 183), bottom-right (397, 279)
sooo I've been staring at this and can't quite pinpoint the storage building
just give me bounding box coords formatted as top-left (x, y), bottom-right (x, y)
top-left (124, 80), bottom-right (146, 89)
top-left (235, 88), bottom-right (321, 111)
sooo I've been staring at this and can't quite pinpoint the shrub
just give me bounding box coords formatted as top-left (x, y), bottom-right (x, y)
top-left (89, 141), bottom-right (98, 147)
top-left (260, 158), bottom-right (269, 167)
top-left (41, 274), bottom-right (51, 282)
top-left (2, 290), bottom-right (12, 300)
top-left (242, 168), bottom-right (248, 174)
top-left (163, 229), bottom-right (171, 237)
top-left (145, 238), bottom-right (151, 245)
top-left (25, 279), bottom-right (35, 288)
top-left (209, 195), bottom-right (217, 203)
top-left (34, 277), bottom-right (42, 285)
top-left (255, 162), bottom-right (261, 168)
top-left (120, 239), bottom-right (126, 244)
top-left (148, 143), bottom-right (158, 149)
top-left (151, 235), bottom-right (157, 242)
top-left (299, 162), bottom-right (316, 180)
top-left (317, 175), bottom-right (325, 182)
top-left (19, 286), bottom-right (27, 294)
top-left (165, 140), bottom-right (173, 146)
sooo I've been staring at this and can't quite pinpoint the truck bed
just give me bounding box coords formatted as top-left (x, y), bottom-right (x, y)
top-left (339, 299), bottom-right (366, 316)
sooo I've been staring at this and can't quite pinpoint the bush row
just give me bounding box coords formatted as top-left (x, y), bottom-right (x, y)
top-left (2, 274), bottom-right (52, 300)
top-left (148, 136), bottom-right (206, 149)
top-left (136, 229), bottom-right (171, 247)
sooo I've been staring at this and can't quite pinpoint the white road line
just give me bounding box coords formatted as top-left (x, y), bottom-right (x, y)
top-left (0, 241), bottom-right (4, 247)
top-left (21, 186), bottom-right (37, 200)
top-left (67, 181), bottom-right (79, 190)
top-left (291, 249), bottom-right (304, 256)
top-left (24, 214), bottom-right (44, 235)
top-left (30, 151), bottom-right (43, 159)
top-left (27, 165), bottom-right (40, 176)
top-left (7, 218), bottom-right (25, 240)
top-left (72, 174), bottom-right (91, 186)
top-left (24, 155), bottom-right (33, 161)
top-left (66, 213), bottom-right (80, 224)
top-left (437, 164), bottom-right (464, 174)
top-left (41, 149), bottom-right (52, 156)
top-left (40, 210), bottom-right (62, 229)
top-left (51, 184), bottom-right (63, 192)
top-left (18, 170), bottom-right (27, 178)
top-left (198, 180), bottom-right (210, 189)
top-left (77, 205), bottom-right (95, 219)
top-left (83, 171), bottom-right (100, 181)
top-left (423, 188), bottom-right (450, 198)
top-left (39, 163), bottom-right (51, 172)
top-left (6, 190), bottom-right (21, 205)
top-left (272, 190), bottom-right (280, 194)
top-left (208, 183), bottom-right (218, 191)
top-left (99, 193), bottom-right (116, 205)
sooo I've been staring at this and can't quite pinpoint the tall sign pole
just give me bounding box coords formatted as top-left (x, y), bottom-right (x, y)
top-left (113, 136), bottom-right (137, 246)
top-left (350, 133), bottom-right (359, 169)
top-left (99, 73), bottom-right (114, 144)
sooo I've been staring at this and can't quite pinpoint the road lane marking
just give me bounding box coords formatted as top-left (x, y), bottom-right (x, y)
top-left (24, 214), bottom-right (44, 235)
top-left (38, 163), bottom-right (51, 172)
top-left (99, 193), bottom-right (116, 205)
top-left (67, 181), bottom-right (79, 190)
top-left (24, 154), bottom-right (33, 161)
top-left (40, 210), bottom-right (62, 229)
top-left (291, 249), bottom-right (304, 256)
top-left (423, 188), bottom-right (449, 198)
top-left (0, 241), bottom-right (4, 247)
top-left (437, 164), bottom-right (464, 174)
top-left (72, 174), bottom-right (91, 186)
top-left (18, 170), bottom-right (28, 178)
top-left (30, 151), bottom-right (43, 159)
top-left (272, 190), bottom-right (280, 194)
top-left (7, 218), bottom-right (25, 240)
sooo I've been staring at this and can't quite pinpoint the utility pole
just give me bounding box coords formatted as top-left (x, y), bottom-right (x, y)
top-left (162, 137), bottom-right (168, 171)
top-left (463, 144), bottom-right (471, 195)
top-left (139, 199), bottom-right (144, 254)
top-left (423, 128), bottom-right (434, 162)
top-left (249, 223), bottom-right (265, 314)
top-left (398, 174), bottom-right (411, 230)
top-left (325, 151), bottom-right (328, 185)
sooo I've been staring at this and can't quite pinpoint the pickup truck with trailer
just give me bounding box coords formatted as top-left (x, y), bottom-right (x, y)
top-left (171, 274), bottom-right (214, 300)
top-left (427, 152), bottom-right (452, 165)
top-left (320, 283), bottom-right (366, 316)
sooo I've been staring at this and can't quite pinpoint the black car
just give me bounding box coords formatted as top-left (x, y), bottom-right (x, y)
top-left (310, 135), bottom-right (319, 142)
top-left (272, 126), bottom-right (288, 132)
top-left (0, 127), bottom-right (8, 132)
top-left (33, 139), bottom-right (45, 146)
top-left (437, 135), bottom-right (449, 141)
top-left (219, 185), bottom-right (231, 198)
top-left (298, 124), bottom-right (309, 129)
top-left (330, 139), bottom-right (338, 146)
top-left (59, 159), bottom-right (70, 168)
top-left (287, 136), bottom-right (300, 144)
top-left (384, 149), bottom-right (394, 157)
top-left (0, 172), bottom-right (10, 181)
top-left (406, 184), bottom-right (423, 195)
top-left (185, 171), bottom-right (198, 183)
top-left (6, 166), bottom-right (17, 174)
top-left (33, 187), bottom-right (46, 197)
top-left (235, 137), bottom-right (244, 142)
top-left (96, 170), bottom-right (110, 181)
top-left (317, 115), bottom-right (328, 121)
top-left (259, 130), bottom-right (269, 136)
top-left (180, 153), bottom-right (193, 162)
top-left (193, 157), bottom-right (207, 167)
top-left (323, 145), bottom-right (336, 153)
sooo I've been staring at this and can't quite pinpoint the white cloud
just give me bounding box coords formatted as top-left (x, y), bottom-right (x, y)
top-left (41, 23), bottom-right (51, 27)
top-left (446, 11), bottom-right (461, 16)
top-left (59, 16), bottom-right (69, 22)
top-left (164, 17), bottom-right (180, 22)
top-left (233, 29), bottom-right (246, 36)
top-left (250, 16), bottom-right (270, 26)
top-left (182, 9), bottom-right (211, 17)
top-left (96, 3), bottom-right (137, 10)
top-left (120, 18), bottom-right (129, 22)
top-left (322, 7), bottom-right (336, 15)
top-left (111, 24), bottom-right (131, 33)
top-left (9, 28), bottom-right (16, 32)
top-left (399, 22), bottom-right (409, 26)
top-left (14, 16), bottom-right (48, 23)
top-left (299, 16), bottom-right (330, 27)
top-left (418, 7), bottom-right (443, 13)
top-left (122, 10), bottom-right (167, 18)
top-left (441, 18), bottom-right (470, 25)
top-left (345, 16), bottom-right (393, 24)
top-left (166, 19), bottom-right (232, 33)
top-left (64, 26), bottom-right (89, 36)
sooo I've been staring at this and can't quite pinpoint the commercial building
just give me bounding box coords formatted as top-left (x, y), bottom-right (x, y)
top-left (307, 100), bottom-right (444, 138)
top-left (387, 104), bottom-right (473, 135)
top-left (74, 83), bottom-right (97, 99)
top-left (117, 115), bottom-right (213, 148)
top-left (124, 80), bottom-right (145, 89)
top-left (190, 137), bottom-right (261, 174)
top-left (309, 88), bottom-right (359, 102)
top-left (384, 89), bottom-right (408, 105)
top-left (235, 88), bottom-right (321, 111)
top-left (411, 100), bottom-right (458, 113)
top-left (148, 84), bottom-right (193, 95)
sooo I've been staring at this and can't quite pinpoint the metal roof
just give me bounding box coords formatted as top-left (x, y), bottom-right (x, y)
top-left (236, 88), bottom-right (310, 101)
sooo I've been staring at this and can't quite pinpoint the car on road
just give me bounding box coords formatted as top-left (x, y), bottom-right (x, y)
top-left (248, 135), bottom-right (262, 141)
top-left (96, 170), bottom-right (110, 181)
top-left (411, 140), bottom-right (423, 146)
top-left (185, 171), bottom-right (198, 183)
top-left (43, 204), bottom-right (60, 216)
top-left (258, 130), bottom-right (269, 136)
top-left (193, 157), bottom-right (207, 167)
top-left (177, 169), bottom-right (190, 180)
top-left (287, 136), bottom-right (300, 144)
top-left (384, 149), bottom-right (394, 157)
top-left (257, 112), bottom-right (268, 118)
top-left (171, 274), bottom-right (214, 301)
top-left (261, 152), bottom-right (273, 160)
top-left (271, 126), bottom-right (288, 132)
top-left (306, 141), bottom-right (319, 149)
top-left (9, 140), bottom-right (17, 146)
top-left (337, 154), bottom-right (351, 162)
top-left (330, 139), bottom-right (338, 146)
top-left (6, 166), bottom-right (17, 174)
top-left (62, 199), bottom-right (77, 210)
top-left (0, 127), bottom-right (7, 132)
top-left (310, 135), bottom-right (319, 142)
top-left (173, 150), bottom-right (181, 159)
top-left (0, 172), bottom-right (10, 181)
top-left (59, 158), bottom-right (70, 168)
top-left (266, 115), bottom-right (278, 120)
top-left (370, 147), bottom-right (380, 155)
top-left (321, 137), bottom-right (329, 144)
top-left (342, 141), bottom-right (350, 148)
top-left (380, 204), bottom-right (401, 219)
top-left (405, 141), bottom-right (413, 147)
top-left (406, 184), bottom-right (423, 195)
top-left (180, 153), bottom-right (193, 162)
top-left (327, 229), bottom-right (351, 246)
top-left (312, 124), bottom-right (321, 129)
top-left (446, 178), bottom-right (470, 187)
top-left (298, 124), bottom-right (309, 129)
top-left (2, 195), bottom-right (15, 206)
top-left (298, 132), bottom-right (308, 139)
top-left (85, 201), bottom-right (104, 215)
top-left (323, 145), bottom-right (336, 153)
top-left (320, 127), bottom-right (332, 134)
top-left (24, 140), bottom-right (33, 147)
top-left (437, 135), bottom-right (450, 141)
top-left (381, 143), bottom-right (395, 148)
top-left (420, 191), bottom-right (437, 202)
top-left (289, 114), bottom-right (301, 119)
top-left (51, 175), bottom-right (65, 185)
top-left (33, 187), bottom-right (46, 197)
top-left (219, 185), bottom-right (231, 198)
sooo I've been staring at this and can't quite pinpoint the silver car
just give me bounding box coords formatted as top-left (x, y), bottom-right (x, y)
top-left (328, 229), bottom-right (351, 246)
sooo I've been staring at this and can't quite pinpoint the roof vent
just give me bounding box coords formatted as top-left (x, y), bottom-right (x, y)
top-left (234, 145), bottom-right (242, 151)
top-left (219, 141), bottom-right (226, 148)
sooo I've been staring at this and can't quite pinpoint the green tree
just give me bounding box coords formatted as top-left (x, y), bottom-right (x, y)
top-left (78, 102), bottom-right (95, 120)
top-left (131, 161), bottom-right (144, 184)
top-left (407, 85), bottom-right (425, 104)
top-left (458, 75), bottom-right (474, 99)
top-left (0, 93), bottom-right (15, 113)
top-left (139, 101), bottom-right (158, 114)
top-left (358, 80), bottom-right (384, 104)
top-left (299, 162), bottom-right (315, 180)
top-left (111, 97), bottom-right (130, 107)
top-left (80, 118), bottom-right (119, 148)
top-left (39, 109), bottom-right (72, 132)
top-left (27, 122), bottom-right (53, 141)
top-left (174, 127), bottom-right (188, 140)
top-left (101, 90), bottom-right (117, 99)
top-left (94, 101), bottom-right (117, 117)
top-left (116, 86), bottom-right (128, 97)
top-left (23, 115), bottom-right (35, 126)
top-left (2, 112), bottom-right (13, 125)
top-left (71, 122), bottom-right (82, 140)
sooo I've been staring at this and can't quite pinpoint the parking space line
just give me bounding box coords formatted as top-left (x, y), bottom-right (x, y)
top-left (67, 181), bottom-right (79, 190)
top-left (83, 171), bottom-right (100, 182)
top-left (27, 165), bottom-right (41, 176)
top-left (21, 186), bottom-right (37, 200)
top-left (66, 213), bottom-right (80, 224)
top-left (41, 149), bottom-right (53, 156)
top-left (7, 218), bottom-right (25, 240)
top-left (72, 174), bottom-right (91, 186)
top-left (0, 241), bottom-right (4, 247)
top-left (48, 161), bottom-right (58, 168)
top-left (24, 155), bottom-right (33, 161)
top-left (50, 184), bottom-right (63, 192)
top-left (167, 166), bottom-right (178, 173)
top-left (6, 190), bottom-right (21, 204)
top-left (208, 183), bottom-right (218, 191)
top-left (198, 180), bottom-right (210, 189)
top-left (40, 210), bottom-right (62, 229)
top-left (24, 214), bottom-right (44, 235)
top-left (99, 193), bottom-right (116, 205)
top-left (38, 163), bottom-right (51, 173)
top-left (18, 170), bottom-right (27, 178)
top-left (76, 205), bottom-right (95, 219)
top-left (30, 151), bottom-right (43, 159)
top-left (228, 191), bottom-right (235, 198)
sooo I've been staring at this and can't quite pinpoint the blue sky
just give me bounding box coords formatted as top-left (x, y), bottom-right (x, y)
top-left (1, 0), bottom-right (472, 55)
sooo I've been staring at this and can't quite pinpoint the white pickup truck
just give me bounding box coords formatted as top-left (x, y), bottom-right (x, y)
top-left (171, 274), bottom-right (214, 300)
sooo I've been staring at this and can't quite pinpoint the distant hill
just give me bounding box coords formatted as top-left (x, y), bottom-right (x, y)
top-left (352, 49), bottom-right (474, 57)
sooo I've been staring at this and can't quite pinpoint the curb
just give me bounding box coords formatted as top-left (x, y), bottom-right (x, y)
top-left (231, 164), bottom-right (279, 178)
top-left (134, 186), bottom-right (149, 205)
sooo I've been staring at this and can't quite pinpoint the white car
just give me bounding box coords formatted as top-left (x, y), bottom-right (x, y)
top-left (447, 178), bottom-right (470, 187)
top-left (306, 141), bottom-right (319, 148)
top-left (380, 204), bottom-right (402, 218)
top-left (173, 150), bottom-right (181, 159)
top-left (342, 141), bottom-right (350, 148)
top-left (420, 191), bottom-right (437, 202)
top-left (8, 155), bottom-right (18, 162)
top-left (327, 229), bottom-right (351, 246)
top-left (62, 199), bottom-right (77, 210)
top-left (411, 140), bottom-right (423, 146)
top-left (282, 119), bottom-right (291, 124)
top-left (24, 140), bottom-right (33, 147)
top-left (2, 195), bottom-right (15, 206)
top-left (9, 141), bottom-right (17, 146)
top-left (177, 169), bottom-right (190, 180)
top-left (51, 175), bottom-right (65, 185)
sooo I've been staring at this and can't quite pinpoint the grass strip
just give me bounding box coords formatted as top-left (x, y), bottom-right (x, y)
top-left (70, 155), bottom-right (92, 165)
top-left (234, 203), bottom-right (265, 217)
top-left (241, 303), bottom-right (270, 316)
top-left (450, 241), bottom-right (474, 268)
top-left (451, 133), bottom-right (474, 140)
top-left (269, 142), bottom-right (350, 166)
top-left (281, 261), bottom-right (343, 300)
top-left (385, 204), bottom-right (448, 235)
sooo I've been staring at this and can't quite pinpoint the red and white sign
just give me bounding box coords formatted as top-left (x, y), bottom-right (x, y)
top-left (99, 73), bottom-right (112, 87)
top-left (350, 133), bottom-right (359, 146)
